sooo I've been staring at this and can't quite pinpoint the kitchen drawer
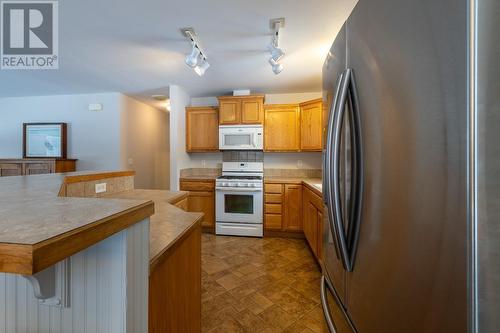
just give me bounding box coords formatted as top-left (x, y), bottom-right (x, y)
top-left (264, 183), bottom-right (283, 194)
top-left (180, 180), bottom-right (215, 191)
top-left (265, 203), bottom-right (282, 214)
top-left (265, 214), bottom-right (282, 230)
top-left (265, 193), bottom-right (283, 204)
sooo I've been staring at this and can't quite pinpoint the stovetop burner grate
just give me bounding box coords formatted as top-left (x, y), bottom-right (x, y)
top-left (217, 175), bottom-right (263, 180)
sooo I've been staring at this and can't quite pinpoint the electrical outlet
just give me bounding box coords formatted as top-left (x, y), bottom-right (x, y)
top-left (95, 183), bottom-right (107, 194)
top-left (128, 158), bottom-right (134, 166)
top-left (297, 160), bottom-right (303, 168)
top-left (201, 160), bottom-right (206, 167)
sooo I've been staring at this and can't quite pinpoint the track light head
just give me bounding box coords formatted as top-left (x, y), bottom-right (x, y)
top-left (269, 58), bottom-right (283, 75)
top-left (181, 27), bottom-right (210, 75)
top-left (194, 58), bottom-right (210, 76)
top-left (269, 44), bottom-right (285, 62)
top-left (185, 44), bottom-right (200, 68)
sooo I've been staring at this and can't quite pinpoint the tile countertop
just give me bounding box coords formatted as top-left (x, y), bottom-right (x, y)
top-left (179, 174), bottom-right (323, 196)
top-left (102, 189), bottom-right (203, 271)
top-left (264, 177), bottom-right (323, 196)
top-left (179, 175), bottom-right (218, 181)
top-left (0, 171), bottom-right (154, 275)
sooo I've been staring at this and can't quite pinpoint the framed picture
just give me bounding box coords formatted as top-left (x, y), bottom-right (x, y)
top-left (23, 123), bottom-right (67, 159)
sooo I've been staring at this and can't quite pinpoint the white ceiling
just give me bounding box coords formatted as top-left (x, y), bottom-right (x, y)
top-left (0, 0), bottom-right (356, 102)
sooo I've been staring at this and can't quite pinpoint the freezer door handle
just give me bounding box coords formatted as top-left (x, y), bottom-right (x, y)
top-left (321, 275), bottom-right (358, 333)
top-left (321, 275), bottom-right (338, 333)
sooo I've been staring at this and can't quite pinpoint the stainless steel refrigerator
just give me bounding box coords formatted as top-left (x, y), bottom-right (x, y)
top-left (320, 0), bottom-right (471, 331)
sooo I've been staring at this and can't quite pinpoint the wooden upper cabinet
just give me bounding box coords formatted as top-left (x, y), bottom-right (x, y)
top-left (283, 184), bottom-right (303, 231)
top-left (300, 98), bottom-right (323, 151)
top-left (218, 99), bottom-right (240, 125)
top-left (218, 96), bottom-right (264, 125)
top-left (241, 97), bottom-right (264, 124)
top-left (186, 107), bottom-right (219, 152)
top-left (264, 104), bottom-right (301, 151)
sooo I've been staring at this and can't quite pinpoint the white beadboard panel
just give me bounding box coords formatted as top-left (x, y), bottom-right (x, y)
top-left (126, 217), bottom-right (149, 333)
top-left (0, 219), bottom-right (149, 333)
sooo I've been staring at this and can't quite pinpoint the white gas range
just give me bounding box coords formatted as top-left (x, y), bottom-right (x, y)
top-left (215, 161), bottom-right (263, 237)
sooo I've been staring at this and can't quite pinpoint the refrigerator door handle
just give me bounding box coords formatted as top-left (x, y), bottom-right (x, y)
top-left (346, 69), bottom-right (364, 268)
top-left (331, 68), bottom-right (352, 271)
top-left (324, 72), bottom-right (346, 205)
top-left (325, 71), bottom-right (346, 260)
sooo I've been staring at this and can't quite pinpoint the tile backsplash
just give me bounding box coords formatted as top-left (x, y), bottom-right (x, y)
top-left (223, 151), bottom-right (264, 162)
top-left (180, 168), bottom-right (222, 177)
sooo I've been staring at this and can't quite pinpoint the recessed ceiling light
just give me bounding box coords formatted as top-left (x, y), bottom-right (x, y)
top-left (151, 95), bottom-right (168, 101)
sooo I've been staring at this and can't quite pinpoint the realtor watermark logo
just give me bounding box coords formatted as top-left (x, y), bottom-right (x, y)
top-left (1, 1), bottom-right (58, 69)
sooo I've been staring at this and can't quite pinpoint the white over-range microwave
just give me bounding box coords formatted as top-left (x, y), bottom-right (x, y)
top-left (219, 125), bottom-right (263, 150)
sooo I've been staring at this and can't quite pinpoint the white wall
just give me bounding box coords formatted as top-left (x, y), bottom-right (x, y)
top-left (189, 92), bottom-right (323, 169)
top-left (0, 93), bottom-right (123, 170)
top-left (0, 93), bottom-right (170, 189)
top-left (190, 92), bottom-right (322, 107)
top-left (120, 95), bottom-right (169, 189)
top-left (169, 85), bottom-right (192, 190)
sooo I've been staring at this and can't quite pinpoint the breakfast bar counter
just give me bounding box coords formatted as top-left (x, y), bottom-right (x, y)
top-left (0, 170), bottom-right (203, 332)
top-left (0, 171), bottom-right (154, 275)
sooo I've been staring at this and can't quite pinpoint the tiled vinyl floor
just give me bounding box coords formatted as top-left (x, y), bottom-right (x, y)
top-left (201, 234), bottom-right (328, 333)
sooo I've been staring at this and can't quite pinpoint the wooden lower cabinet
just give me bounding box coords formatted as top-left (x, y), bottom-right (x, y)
top-left (180, 180), bottom-right (216, 229)
top-left (264, 182), bottom-right (303, 233)
top-left (149, 224), bottom-right (201, 333)
top-left (0, 158), bottom-right (77, 176)
top-left (302, 186), bottom-right (324, 261)
top-left (0, 162), bottom-right (22, 176)
top-left (283, 184), bottom-right (303, 231)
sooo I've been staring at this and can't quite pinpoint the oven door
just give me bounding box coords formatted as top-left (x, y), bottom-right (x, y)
top-left (216, 187), bottom-right (263, 223)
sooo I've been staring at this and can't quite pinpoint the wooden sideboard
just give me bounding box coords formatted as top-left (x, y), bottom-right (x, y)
top-left (0, 158), bottom-right (77, 177)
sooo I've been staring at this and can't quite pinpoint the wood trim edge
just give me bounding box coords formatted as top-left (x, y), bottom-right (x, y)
top-left (31, 201), bottom-right (154, 274)
top-left (63, 171), bottom-right (136, 184)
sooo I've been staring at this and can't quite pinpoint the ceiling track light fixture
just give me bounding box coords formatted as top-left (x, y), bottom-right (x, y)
top-left (268, 18), bottom-right (285, 75)
top-left (181, 27), bottom-right (210, 76)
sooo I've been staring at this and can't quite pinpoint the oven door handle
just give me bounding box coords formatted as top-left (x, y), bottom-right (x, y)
top-left (216, 187), bottom-right (263, 192)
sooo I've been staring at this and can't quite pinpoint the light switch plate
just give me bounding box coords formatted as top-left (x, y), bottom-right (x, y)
top-left (95, 183), bottom-right (107, 193)
top-left (88, 103), bottom-right (103, 112)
